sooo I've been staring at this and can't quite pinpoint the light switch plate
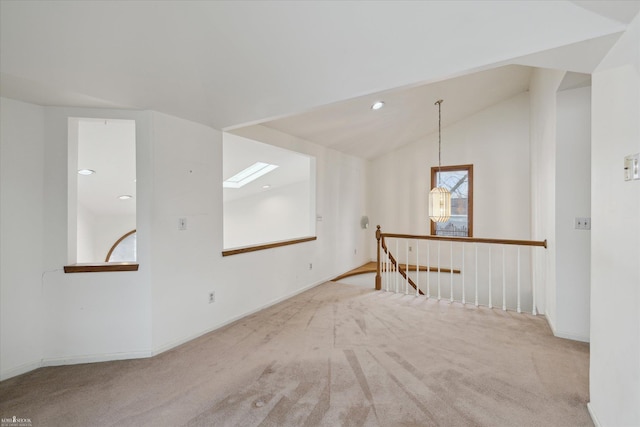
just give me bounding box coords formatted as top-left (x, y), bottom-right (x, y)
top-left (624, 153), bottom-right (639, 181)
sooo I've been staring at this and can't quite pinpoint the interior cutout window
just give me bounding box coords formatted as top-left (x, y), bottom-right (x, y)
top-left (431, 164), bottom-right (473, 237)
top-left (223, 133), bottom-right (316, 249)
top-left (70, 117), bottom-right (136, 263)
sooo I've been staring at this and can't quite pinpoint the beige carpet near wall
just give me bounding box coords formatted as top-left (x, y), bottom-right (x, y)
top-left (1, 282), bottom-right (591, 427)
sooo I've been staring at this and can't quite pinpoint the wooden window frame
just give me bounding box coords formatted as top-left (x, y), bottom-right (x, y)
top-left (430, 164), bottom-right (474, 237)
top-left (105, 229), bottom-right (136, 262)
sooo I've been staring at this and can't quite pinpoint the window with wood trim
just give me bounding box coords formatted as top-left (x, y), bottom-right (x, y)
top-left (106, 230), bottom-right (136, 262)
top-left (430, 164), bottom-right (473, 237)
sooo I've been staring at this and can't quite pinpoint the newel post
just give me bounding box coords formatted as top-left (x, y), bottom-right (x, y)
top-left (375, 225), bottom-right (382, 290)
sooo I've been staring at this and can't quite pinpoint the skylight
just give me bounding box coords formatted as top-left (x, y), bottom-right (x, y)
top-left (223, 162), bottom-right (278, 188)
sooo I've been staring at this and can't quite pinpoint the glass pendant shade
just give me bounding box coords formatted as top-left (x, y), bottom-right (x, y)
top-left (429, 186), bottom-right (451, 222)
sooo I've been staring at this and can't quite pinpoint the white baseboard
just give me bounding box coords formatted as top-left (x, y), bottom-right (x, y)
top-left (42, 350), bottom-right (152, 368)
top-left (587, 403), bottom-right (602, 427)
top-left (0, 359), bottom-right (42, 382)
top-left (544, 312), bottom-right (557, 334)
top-left (544, 312), bottom-right (590, 342)
top-left (553, 330), bottom-right (590, 343)
top-left (152, 276), bottom-right (332, 356)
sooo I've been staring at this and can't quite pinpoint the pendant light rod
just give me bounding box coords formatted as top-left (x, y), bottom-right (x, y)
top-left (429, 98), bottom-right (451, 224)
top-left (435, 99), bottom-right (443, 182)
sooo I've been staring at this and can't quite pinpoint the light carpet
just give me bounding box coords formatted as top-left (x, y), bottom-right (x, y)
top-left (0, 282), bottom-right (591, 426)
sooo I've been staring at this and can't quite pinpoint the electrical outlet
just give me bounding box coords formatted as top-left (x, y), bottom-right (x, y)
top-left (309, 263), bottom-right (313, 270)
top-left (209, 291), bottom-right (215, 304)
top-left (409, 246), bottom-right (412, 252)
top-left (178, 218), bottom-right (187, 230)
top-left (574, 217), bottom-right (591, 230)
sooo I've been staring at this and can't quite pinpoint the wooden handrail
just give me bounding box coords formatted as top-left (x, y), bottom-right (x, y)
top-left (380, 232), bottom-right (547, 248)
top-left (222, 236), bottom-right (317, 257)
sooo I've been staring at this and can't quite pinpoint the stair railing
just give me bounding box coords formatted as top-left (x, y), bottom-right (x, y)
top-left (375, 225), bottom-right (546, 314)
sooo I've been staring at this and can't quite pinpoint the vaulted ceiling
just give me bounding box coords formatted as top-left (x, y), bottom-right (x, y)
top-left (260, 65), bottom-right (534, 159)
top-left (2, 1), bottom-right (639, 159)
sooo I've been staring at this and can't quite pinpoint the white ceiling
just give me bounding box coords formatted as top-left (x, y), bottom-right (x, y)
top-left (1, 1), bottom-right (640, 160)
top-left (572, 0), bottom-right (640, 24)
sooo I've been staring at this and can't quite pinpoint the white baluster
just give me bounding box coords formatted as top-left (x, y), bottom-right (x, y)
top-left (384, 251), bottom-right (388, 291)
top-left (416, 240), bottom-right (420, 297)
top-left (395, 240), bottom-right (399, 293)
top-left (450, 241), bottom-right (454, 303)
top-left (502, 246), bottom-right (506, 311)
top-left (474, 244), bottom-right (479, 307)
top-left (461, 244), bottom-right (466, 305)
top-left (426, 241), bottom-right (431, 298)
top-left (437, 241), bottom-right (441, 301)
top-left (384, 251), bottom-right (387, 291)
top-left (405, 240), bottom-right (409, 295)
top-left (381, 252), bottom-right (384, 290)
top-left (517, 247), bottom-right (521, 313)
top-left (532, 247), bottom-right (537, 315)
top-left (488, 247), bottom-right (493, 309)
top-left (388, 251), bottom-right (391, 292)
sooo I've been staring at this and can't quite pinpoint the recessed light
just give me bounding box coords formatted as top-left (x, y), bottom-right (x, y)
top-left (371, 101), bottom-right (385, 110)
top-left (118, 195), bottom-right (133, 200)
top-left (78, 169), bottom-right (95, 175)
top-left (262, 185), bottom-right (271, 189)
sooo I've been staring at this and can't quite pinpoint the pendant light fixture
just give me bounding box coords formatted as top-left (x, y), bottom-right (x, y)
top-left (429, 99), bottom-right (451, 223)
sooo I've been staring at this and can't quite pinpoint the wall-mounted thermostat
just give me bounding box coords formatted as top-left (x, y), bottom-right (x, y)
top-left (624, 154), bottom-right (639, 181)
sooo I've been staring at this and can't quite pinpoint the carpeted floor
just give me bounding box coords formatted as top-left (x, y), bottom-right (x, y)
top-left (0, 282), bottom-right (591, 426)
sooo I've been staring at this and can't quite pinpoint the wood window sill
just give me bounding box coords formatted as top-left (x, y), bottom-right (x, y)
top-left (222, 236), bottom-right (317, 257)
top-left (64, 262), bottom-right (139, 273)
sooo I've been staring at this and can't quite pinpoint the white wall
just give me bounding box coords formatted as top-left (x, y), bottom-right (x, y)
top-left (529, 67), bottom-right (566, 319)
top-left (0, 103), bottom-right (154, 378)
top-left (369, 93), bottom-right (532, 240)
top-left (589, 12), bottom-right (640, 427)
top-left (0, 98), bottom-right (45, 379)
top-left (0, 101), bottom-right (369, 379)
top-left (41, 106), bottom-right (154, 367)
top-left (150, 117), bottom-right (370, 353)
top-left (76, 203), bottom-right (96, 263)
top-left (148, 111), bottom-right (223, 352)
top-left (224, 180), bottom-right (311, 248)
top-left (529, 68), bottom-right (593, 340)
top-left (555, 85), bottom-right (591, 342)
